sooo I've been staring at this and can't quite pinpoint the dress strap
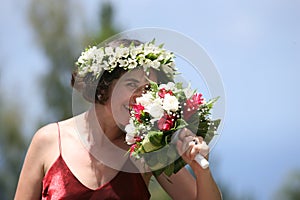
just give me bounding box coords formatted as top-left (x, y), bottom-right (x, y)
top-left (56, 122), bottom-right (62, 154)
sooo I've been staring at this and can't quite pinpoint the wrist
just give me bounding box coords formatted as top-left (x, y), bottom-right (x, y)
top-left (190, 161), bottom-right (211, 177)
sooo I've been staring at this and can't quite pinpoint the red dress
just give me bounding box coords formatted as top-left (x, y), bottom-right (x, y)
top-left (41, 124), bottom-right (150, 200)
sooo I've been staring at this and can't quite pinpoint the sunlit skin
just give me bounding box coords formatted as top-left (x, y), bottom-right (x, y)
top-left (14, 68), bottom-right (221, 200)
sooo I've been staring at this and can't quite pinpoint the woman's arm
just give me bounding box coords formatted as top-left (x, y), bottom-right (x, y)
top-left (156, 128), bottom-right (222, 200)
top-left (14, 123), bottom-right (57, 200)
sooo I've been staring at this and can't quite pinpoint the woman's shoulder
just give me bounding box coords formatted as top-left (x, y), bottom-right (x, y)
top-left (32, 123), bottom-right (58, 143)
top-left (33, 114), bottom-right (82, 142)
top-left (29, 123), bottom-right (61, 157)
top-left (30, 116), bottom-right (79, 163)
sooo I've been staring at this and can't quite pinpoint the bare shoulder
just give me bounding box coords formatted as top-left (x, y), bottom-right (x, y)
top-left (27, 123), bottom-right (60, 163)
top-left (32, 115), bottom-right (79, 147)
top-left (33, 123), bottom-right (59, 143)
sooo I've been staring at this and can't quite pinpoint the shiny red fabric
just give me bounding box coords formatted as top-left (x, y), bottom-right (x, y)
top-left (41, 124), bottom-right (150, 200)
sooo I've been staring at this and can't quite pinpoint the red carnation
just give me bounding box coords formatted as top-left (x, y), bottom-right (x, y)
top-left (158, 88), bottom-right (173, 98)
top-left (183, 93), bottom-right (204, 120)
top-left (157, 114), bottom-right (175, 131)
top-left (132, 104), bottom-right (145, 122)
top-left (129, 144), bottom-right (138, 155)
top-left (134, 136), bottom-right (142, 142)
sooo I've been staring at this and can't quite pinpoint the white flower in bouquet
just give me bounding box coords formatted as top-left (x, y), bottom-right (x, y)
top-left (125, 120), bottom-right (137, 145)
top-left (183, 83), bottom-right (194, 99)
top-left (136, 93), bottom-right (154, 107)
top-left (162, 93), bottom-right (179, 112)
top-left (147, 102), bottom-right (164, 120)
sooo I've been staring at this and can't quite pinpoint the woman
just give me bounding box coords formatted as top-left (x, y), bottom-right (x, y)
top-left (15, 39), bottom-right (222, 199)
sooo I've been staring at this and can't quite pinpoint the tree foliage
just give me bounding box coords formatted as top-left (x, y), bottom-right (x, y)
top-left (28, 0), bottom-right (79, 122)
top-left (274, 170), bottom-right (300, 200)
top-left (28, 0), bottom-right (119, 123)
top-left (0, 76), bottom-right (27, 200)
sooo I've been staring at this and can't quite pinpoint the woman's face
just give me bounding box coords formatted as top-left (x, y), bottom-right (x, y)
top-left (107, 69), bottom-right (158, 127)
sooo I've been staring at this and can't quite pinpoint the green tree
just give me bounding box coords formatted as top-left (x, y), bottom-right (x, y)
top-left (29, 0), bottom-right (119, 123)
top-left (274, 170), bottom-right (300, 200)
top-left (28, 0), bottom-right (79, 122)
top-left (87, 2), bottom-right (119, 45)
top-left (0, 74), bottom-right (27, 200)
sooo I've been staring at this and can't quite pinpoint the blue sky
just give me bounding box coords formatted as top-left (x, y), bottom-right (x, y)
top-left (1, 0), bottom-right (300, 199)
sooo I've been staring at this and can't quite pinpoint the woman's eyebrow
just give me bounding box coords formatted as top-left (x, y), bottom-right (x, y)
top-left (124, 78), bottom-right (140, 83)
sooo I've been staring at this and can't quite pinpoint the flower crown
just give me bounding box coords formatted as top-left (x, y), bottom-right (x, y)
top-left (75, 40), bottom-right (178, 80)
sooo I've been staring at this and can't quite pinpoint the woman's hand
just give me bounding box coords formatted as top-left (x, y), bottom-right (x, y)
top-left (157, 128), bottom-right (222, 200)
top-left (176, 128), bottom-right (209, 169)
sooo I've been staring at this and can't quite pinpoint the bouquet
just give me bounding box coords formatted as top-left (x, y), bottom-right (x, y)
top-left (125, 81), bottom-right (220, 176)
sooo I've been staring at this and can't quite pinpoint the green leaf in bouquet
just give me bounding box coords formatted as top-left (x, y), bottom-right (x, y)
top-left (158, 43), bottom-right (164, 48)
top-left (148, 131), bottom-right (164, 146)
top-left (175, 82), bottom-right (183, 90)
top-left (206, 96), bottom-right (220, 110)
top-left (196, 120), bottom-right (210, 138)
top-left (174, 118), bottom-right (188, 130)
top-left (204, 119), bottom-right (221, 144)
top-left (141, 131), bottom-right (164, 152)
top-left (150, 80), bottom-right (159, 90)
top-left (186, 118), bottom-right (200, 133)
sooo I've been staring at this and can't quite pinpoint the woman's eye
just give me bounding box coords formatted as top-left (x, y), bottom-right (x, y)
top-left (127, 82), bottom-right (138, 89)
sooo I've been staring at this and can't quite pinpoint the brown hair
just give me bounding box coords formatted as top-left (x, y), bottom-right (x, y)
top-left (71, 39), bottom-right (172, 104)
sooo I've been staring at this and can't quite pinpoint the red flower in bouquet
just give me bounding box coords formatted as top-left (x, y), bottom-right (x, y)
top-left (158, 88), bottom-right (173, 98)
top-left (183, 93), bottom-right (204, 120)
top-left (132, 104), bottom-right (145, 122)
top-left (157, 113), bottom-right (175, 131)
top-left (129, 144), bottom-right (139, 156)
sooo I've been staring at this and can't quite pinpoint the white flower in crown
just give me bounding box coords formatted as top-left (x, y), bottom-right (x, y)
top-left (128, 58), bottom-right (138, 69)
top-left (104, 46), bottom-right (114, 56)
top-left (75, 39), bottom-right (177, 80)
top-left (115, 46), bottom-right (130, 58)
top-left (130, 45), bottom-right (143, 59)
top-left (119, 59), bottom-right (129, 68)
top-left (90, 64), bottom-right (101, 76)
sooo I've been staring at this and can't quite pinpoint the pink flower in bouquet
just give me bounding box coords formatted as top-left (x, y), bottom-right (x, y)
top-left (158, 88), bottom-right (173, 98)
top-left (132, 104), bottom-right (145, 122)
top-left (157, 113), bottom-right (175, 131)
top-left (183, 93), bottom-right (204, 120)
top-left (129, 144), bottom-right (139, 155)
